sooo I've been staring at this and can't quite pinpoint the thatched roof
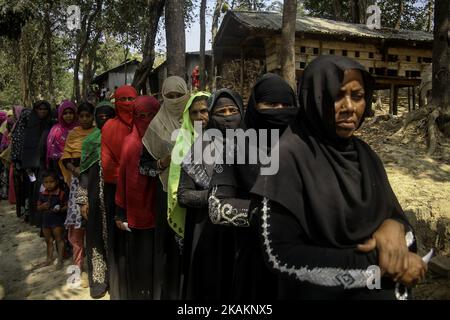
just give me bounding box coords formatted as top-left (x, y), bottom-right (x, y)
top-left (217, 10), bottom-right (433, 43)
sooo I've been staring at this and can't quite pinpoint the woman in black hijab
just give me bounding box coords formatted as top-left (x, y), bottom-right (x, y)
top-left (16, 100), bottom-right (53, 226)
top-left (208, 74), bottom-right (299, 300)
top-left (251, 56), bottom-right (427, 299)
top-left (178, 89), bottom-right (244, 300)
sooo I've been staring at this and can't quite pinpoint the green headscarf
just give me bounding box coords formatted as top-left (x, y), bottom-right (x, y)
top-left (80, 101), bottom-right (114, 173)
top-left (167, 91), bottom-right (211, 237)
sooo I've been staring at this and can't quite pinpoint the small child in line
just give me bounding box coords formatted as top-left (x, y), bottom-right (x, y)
top-left (37, 169), bottom-right (68, 269)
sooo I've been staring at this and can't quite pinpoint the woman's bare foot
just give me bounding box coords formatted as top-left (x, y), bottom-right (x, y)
top-left (55, 260), bottom-right (64, 270)
top-left (33, 259), bottom-right (53, 270)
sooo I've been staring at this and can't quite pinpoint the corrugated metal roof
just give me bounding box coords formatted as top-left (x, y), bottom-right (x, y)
top-left (231, 10), bottom-right (433, 42)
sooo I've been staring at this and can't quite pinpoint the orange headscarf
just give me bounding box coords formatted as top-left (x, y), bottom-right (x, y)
top-left (59, 126), bottom-right (95, 183)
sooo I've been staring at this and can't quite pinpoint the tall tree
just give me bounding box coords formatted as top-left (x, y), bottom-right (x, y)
top-left (280, 0), bottom-right (297, 91)
top-left (350, 0), bottom-right (360, 23)
top-left (165, 0), bottom-right (186, 77)
top-left (332, 0), bottom-right (343, 21)
top-left (199, 0), bottom-right (207, 90)
top-left (71, 0), bottom-right (102, 102)
top-left (44, 4), bottom-right (55, 106)
top-left (394, 0), bottom-right (405, 30)
top-left (131, 0), bottom-right (165, 93)
top-left (427, 0), bottom-right (449, 155)
top-left (211, 0), bottom-right (224, 91)
top-left (81, 30), bottom-right (101, 101)
top-left (427, 0), bottom-right (434, 32)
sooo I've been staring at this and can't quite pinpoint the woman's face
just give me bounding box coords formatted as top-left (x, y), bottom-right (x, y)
top-left (213, 104), bottom-right (239, 117)
top-left (78, 110), bottom-right (94, 129)
top-left (62, 108), bottom-right (75, 125)
top-left (256, 101), bottom-right (289, 110)
top-left (36, 104), bottom-right (49, 119)
top-left (334, 69), bottom-right (366, 138)
top-left (189, 99), bottom-right (209, 128)
top-left (165, 91), bottom-right (184, 100)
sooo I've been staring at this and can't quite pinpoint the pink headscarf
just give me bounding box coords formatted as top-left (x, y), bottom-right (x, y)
top-left (0, 111), bottom-right (6, 124)
top-left (46, 100), bottom-right (78, 165)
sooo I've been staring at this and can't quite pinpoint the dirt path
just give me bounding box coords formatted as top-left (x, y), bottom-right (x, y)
top-left (0, 202), bottom-right (108, 300)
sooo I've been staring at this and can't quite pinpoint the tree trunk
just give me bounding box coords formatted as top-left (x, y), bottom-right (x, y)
top-left (211, 0), bottom-right (224, 91)
top-left (427, 0), bottom-right (434, 32)
top-left (432, 0), bottom-right (449, 108)
top-left (82, 31), bottom-right (100, 101)
top-left (351, 0), bottom-right (360, 24)
top-left (165, 0), bottom-right (186, 78)
top-left (19, 28), bottom-right (32, 107)
top-left (132, 0), bottom-right (165, 93)
top-left (280, 0), bottom-right (297, 92)
top-left (358, 0), bottom-right (373, 24)
top-left (72, 19), bottom-right (86, 102)
top-left (199, 0), bottom-right (207, 90)
top-left (332, 0), bottom-right (342, 21)
top-left (72, 0), bottom-right (102, 102)
top-left (395, 0), bottom-right (404, 30)
top-left (44, 9), bottom-right (55, 106)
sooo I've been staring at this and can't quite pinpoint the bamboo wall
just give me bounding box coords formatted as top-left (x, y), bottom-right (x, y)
top-left (264, 37), bottom-right (432, 79)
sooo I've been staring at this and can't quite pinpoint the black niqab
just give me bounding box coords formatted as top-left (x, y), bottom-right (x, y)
top-left (182, 89), bottom-right (245, 188)
top-left (244, 73), bottom-right (298, 131)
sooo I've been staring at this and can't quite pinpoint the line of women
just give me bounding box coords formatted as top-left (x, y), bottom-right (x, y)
top-left (7, 55), bottom-right (427, 300)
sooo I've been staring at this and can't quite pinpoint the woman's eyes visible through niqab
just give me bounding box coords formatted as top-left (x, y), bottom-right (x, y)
top-left (256, 102), bottom-right (289, 109)
top-left (165, 92), bottom-right (184, 99)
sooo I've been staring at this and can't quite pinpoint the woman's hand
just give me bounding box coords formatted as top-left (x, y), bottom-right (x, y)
top-left (160, 154), bottom-right (171, 170)
top-left (80, 204), bottom-right (89, 220)
top-left (357, 219), bottom-right (409, 280)
top-left (72, 167), bottom-right (80, 178)
top-left (397, 252), bottom-right (427, 287)
top-left (39, 202), bottom-right (50, 211)
top-left (115, 219), bottom-right (127, 231)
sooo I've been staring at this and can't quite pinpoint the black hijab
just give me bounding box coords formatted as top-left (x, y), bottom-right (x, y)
top-left (181, 89), bottom-right (245, 189)
top-left (251, 56), bottom-right (409, 248)
top-left (21, 100), bottom-right (53, 168)
top-left (244, 73), bottom-right (298, 131)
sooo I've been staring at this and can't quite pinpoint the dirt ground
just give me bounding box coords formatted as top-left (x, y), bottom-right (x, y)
top-left (0, 203), bottom-right (108, 300)
top-left (0, 97), bottom-right (449, 300)
top-left (356, 97), bottom-right (450, 300)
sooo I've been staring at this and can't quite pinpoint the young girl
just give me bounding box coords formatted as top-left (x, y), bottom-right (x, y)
top-left (60, 102), bottom-right (95, 276)
top-left (37, 169), bottom-right (68, 269)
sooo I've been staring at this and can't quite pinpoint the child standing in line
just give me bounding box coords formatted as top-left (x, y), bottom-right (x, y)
top-left (37, 169), bottom-right (68, 269)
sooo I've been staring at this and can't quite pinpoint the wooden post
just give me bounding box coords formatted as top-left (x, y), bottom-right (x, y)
top-left (389, 83), bottom-right (395, 115)
top-left (408, 86), bottom-right (411, 112)
top-left (240, 48), bottom-right (245, 97)
top-left (393, 86), bottom-right (399, 115)
top-left (412, 86), bottom-right (416, 110)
